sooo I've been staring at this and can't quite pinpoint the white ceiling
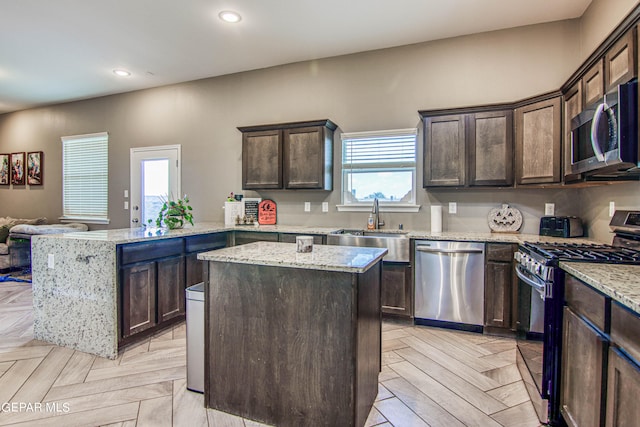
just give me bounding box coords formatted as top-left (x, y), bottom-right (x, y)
top-left (0, 0), bottom-right (592, 115)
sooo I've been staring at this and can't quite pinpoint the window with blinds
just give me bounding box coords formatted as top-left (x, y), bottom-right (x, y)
top-left (341, 128), bottom-right (417, 205)
top-left (61, 132), bottom-right (109, 223)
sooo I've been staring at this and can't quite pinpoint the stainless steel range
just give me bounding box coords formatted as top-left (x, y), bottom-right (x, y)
top-left (514, 210), bottom-right (640, 426)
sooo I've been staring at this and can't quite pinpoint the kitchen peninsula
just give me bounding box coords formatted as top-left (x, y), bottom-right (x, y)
top-left (197, 241), bottom-right (386, 427)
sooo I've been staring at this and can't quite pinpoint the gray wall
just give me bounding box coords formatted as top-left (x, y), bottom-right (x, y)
top-left (0, 0), bottom-right (637, 241)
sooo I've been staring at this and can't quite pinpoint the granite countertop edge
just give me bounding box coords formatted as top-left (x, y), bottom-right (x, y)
top-left (560, 261), bottom-right (640, 314)
top-left (198, 242), bottom-right (388, 273)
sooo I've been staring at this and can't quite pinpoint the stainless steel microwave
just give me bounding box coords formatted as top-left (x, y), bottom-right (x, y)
top-left (570, 79), bottom-right (638, 176)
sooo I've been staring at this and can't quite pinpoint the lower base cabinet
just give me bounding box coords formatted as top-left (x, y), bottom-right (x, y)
top-left (484, 243), bottom-right (516, 332)
top-left (157, 255), bottom-right (186, 323)
top-left (121, 262), bottom-right (157, 338)
top-left (381, 262), bottom-right (412, 318)
top-left (606, 347), bottom-right (640, 427)
top-left (560, 306), bottom-right (607, 427)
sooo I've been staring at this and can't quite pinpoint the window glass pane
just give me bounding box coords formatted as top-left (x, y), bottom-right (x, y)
top-left (142, 159), bottom-right (169, 225)
top-left (341, 128), bottom-right (417, 205)
top-left (344, 169), bottom-right (414, 202)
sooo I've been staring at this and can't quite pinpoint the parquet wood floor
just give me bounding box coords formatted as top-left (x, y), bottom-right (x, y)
top-left (0, 281), bottom-right (541, 426)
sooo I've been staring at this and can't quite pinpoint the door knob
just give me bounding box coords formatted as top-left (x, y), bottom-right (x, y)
top-left (132, 218), bottom-right (139, 223)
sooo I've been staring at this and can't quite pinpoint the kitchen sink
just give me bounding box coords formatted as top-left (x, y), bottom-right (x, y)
top-left (327, 229), bottom-right (409, 262)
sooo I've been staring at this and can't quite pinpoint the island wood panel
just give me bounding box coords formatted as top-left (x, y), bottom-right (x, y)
top-left (205, 261), bottom-right (381, 427)
top-left (283, 125), bottom-right (332, 190)
top-left (423, 115), bottom-right (466, 187)
top-left (121, 262), bottom-right (157, 338)
top-left (583, 60), bottom-right (605, 107)
top-left (467, 110), bottom-right (513, 186)
top-left (605, 27), bottom-right (637, 90)
top-left (242, 129), bottom-right (282, 189)
top-left (515, 97), bottom-right (561, 185)
top-left (563, 81), bottom-right (582, 182)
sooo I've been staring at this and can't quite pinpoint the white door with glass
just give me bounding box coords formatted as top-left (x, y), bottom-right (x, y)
top-left (130, 145), bottom-right (181, 228)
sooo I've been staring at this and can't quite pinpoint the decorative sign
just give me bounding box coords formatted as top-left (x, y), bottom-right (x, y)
top-left (243, 198), bottom-right (261, 222)
top-left (488, 204), bottom-right (523, 233)
top-left (258, 199), bottom-right (277, 225)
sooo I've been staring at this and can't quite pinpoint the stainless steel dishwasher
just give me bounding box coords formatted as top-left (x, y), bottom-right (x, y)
top-left (414, 240), bottom-right (485, 332)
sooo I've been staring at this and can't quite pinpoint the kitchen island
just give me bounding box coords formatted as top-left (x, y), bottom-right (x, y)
top-left (198, 242), bottom-right (387, 427)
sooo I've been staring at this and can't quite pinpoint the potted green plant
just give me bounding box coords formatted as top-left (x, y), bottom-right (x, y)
top-left (155, 194), bottom-right (194, 229)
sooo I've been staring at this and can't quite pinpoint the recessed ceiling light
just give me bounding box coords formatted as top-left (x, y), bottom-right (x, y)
top-left (113, 69), bottom-right (131, 77)
top-left (219, 10), bottom-right (241, 23)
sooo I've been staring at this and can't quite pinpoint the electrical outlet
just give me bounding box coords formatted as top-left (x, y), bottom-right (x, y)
top-left (449, 202), bottom-right (457, 214)
top-left (304, 202), bottom-right (311, 212)
top-left (545, 203), bottom-right (555, 216)
top-left (47, 254), bottom-right (55, 269)
top-left (322, 202), bottom-right (329, 212)
top-left (124, 201), bottom-right (129, 210)
top-left (124, 189), bottom-right (129, 198)
top-left (609, 201), bottom-right (616, 217)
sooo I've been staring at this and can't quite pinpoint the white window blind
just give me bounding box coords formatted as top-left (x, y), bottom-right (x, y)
top-left (61, 132), bottom-right (109, 223)
top-left (340, 128), bottom-right (417, 207)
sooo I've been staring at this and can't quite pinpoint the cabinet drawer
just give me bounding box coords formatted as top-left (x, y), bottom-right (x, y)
top-left (279, 233), bottom-right (324, 245)
top-left (185, 233), bottom-right (227, 253)
top-left (120, 238), bottom-right (183, 265)
top-left (234, 231), bottom-right (279, 245)
top-left (611, 302), bottom-right (640, 364)
top-left (565, 275), bottom-right (608, 332)
top-left (485, 243), bottom-right (515, 262)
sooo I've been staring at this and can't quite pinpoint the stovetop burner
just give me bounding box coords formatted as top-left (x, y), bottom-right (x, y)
top-left (523, 242), bottom-right (640, 264)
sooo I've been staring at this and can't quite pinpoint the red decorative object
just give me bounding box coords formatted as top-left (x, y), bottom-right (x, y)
top-left (258, 199), bottom-right (277, 225)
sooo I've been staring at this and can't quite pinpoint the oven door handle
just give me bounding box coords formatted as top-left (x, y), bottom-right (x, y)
top-left (515, 264), bottom-right (546, 299)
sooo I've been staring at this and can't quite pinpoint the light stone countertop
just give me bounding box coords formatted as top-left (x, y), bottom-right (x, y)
top-left (560, 262), bottom-right (640, 314)
top-left (33, 222), bottom-right (601, 246)
top-left (198, 241), bottom-right (387, 273)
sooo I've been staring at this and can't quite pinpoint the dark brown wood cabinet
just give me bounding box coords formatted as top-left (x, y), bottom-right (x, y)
top-left (484, 243), bottom-right (516, 332)
top-left (241, 130), bottom-right (282, 190)
top-left (423, 114), bottom-right (466, 187)
top-left (605, 347), bottom-right (640, 427)
top-left (561, 275), bottom-right (609, 427)
top-left (468, 110), bottom-right (514, 186)
top-left (605, 27), bottom-right (637, 91)
top-left (584, 60), bottom-right (605, 107)
top-left (563, 81), bottom-right (583, 182)
top-left (119, 233), bottom-right (227, 343)
top-left (422, 109), bottom-right (513, 188)
top-left (121, 262), bottom-right (157, 338)
top-left (239, 119), bottom-right (337, 190)
top-left (381, 262), bottom-right (412, 318)
top-left (515, 96), bottom-right (562, 185)
top-left (606, 302), bottom-right (640, 427)
top-left (157, 255), bottom-right (185, 323)
top-left (279, 233), bottom-right (325, 245)
top-left (561, 307), bottom-right (607, 427)
top-left (232, 230), bottom-right (279, 246)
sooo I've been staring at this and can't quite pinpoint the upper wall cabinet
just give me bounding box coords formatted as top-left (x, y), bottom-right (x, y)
top-left (421, 109), bottom-right (513, 188)
top-left (423, 114), bottom-right (466, 187)
top-left (563, 81), bottom-right (583, 182)
top-left (514, 96), bottom-right (562, 185)
top-left (468, 110), bottom-right (513, 187)
top-left (238, 119), bottom-right (337, 190)
top-left (605, 27), bottom-right (637, 91)
top-left (583, 60), bottom-right (604, 107)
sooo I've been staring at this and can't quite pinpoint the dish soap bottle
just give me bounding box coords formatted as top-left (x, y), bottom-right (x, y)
top-left (367, 213), bottom-right (375, 230)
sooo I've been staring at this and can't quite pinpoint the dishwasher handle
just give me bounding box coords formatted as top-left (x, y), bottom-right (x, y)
top-left (415, 245), bottom-right (484, 255)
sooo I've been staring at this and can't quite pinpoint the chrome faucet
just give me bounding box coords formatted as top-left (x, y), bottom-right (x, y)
top-left (372, 198), bottom-right (385, 229)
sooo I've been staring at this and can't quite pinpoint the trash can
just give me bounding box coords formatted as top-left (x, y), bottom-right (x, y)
top-left (186, 282), bottom-right (204, 393)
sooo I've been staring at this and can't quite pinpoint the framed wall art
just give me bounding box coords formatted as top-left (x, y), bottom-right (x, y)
top-left (27, 151), bottom-right (43, 185)
top-left (0, 154), bottom-right (9, 185)
top-left (11, 152), bottom-right (25, 186)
